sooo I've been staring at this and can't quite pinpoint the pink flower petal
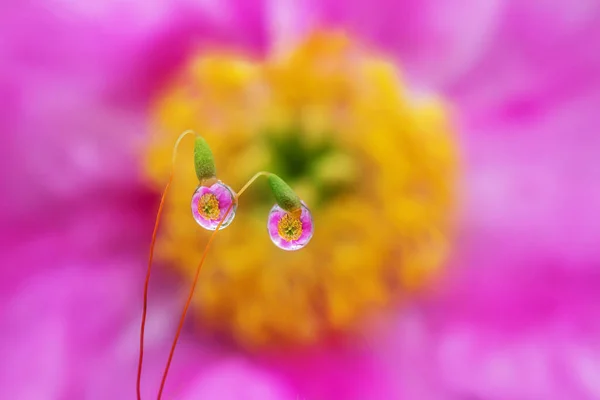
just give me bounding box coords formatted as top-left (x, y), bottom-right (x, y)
top-left (0, 0), bottom-right (271, 226)
top-left (181, 358), bottom-right (295, 400)
top-left (304, 0), bottom-right (502, 88)
top-left (268, 212), bottom-right (282, 237)
top-left (296, 227), bottom-right (312, 243)
top-left (300, 211), bottom-right (313, 234)
top-left (212, 184), bottom-right (233, 204)
top-left (278, 238), bottom-right (294, 250)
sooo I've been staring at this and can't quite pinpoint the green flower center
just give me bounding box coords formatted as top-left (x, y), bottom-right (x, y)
top-left (265, 129), bottom-right (358, 206)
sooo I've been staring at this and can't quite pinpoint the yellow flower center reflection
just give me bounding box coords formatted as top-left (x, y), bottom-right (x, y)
top-left (278, 213), bottom-right (303, 241)
top-left (198, 193), bottom-right (220, 220)
top-left (144, 31), bottom-right (457, 348)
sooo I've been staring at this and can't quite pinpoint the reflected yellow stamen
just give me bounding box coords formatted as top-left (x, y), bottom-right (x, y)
top-left (278, 213), bottom-right (303, 241)
top-left (198, 193), bottom-right (220, 220)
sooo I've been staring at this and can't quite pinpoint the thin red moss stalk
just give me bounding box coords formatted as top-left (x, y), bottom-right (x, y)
top-left (137, 130), bottom-right (196, 400)
top-left (156, 171), bottom-right (270, 400)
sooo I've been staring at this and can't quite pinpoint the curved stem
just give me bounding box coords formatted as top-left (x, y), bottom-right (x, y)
top-left (235, 171), bottom-right (271, 199)
top-left (155, 171), bottom-right (271, 400)
top-left (137, 130), bottom-right (196, 400)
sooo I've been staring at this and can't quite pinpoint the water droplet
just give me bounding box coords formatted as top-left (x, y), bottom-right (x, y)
top-left (191, 181), bottom-right (237, 230)
top-left (267, 202), bottom-right (313, 251)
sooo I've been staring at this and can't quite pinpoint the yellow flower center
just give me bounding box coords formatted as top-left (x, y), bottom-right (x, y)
top-left (277, 213), bottom-right (303, 241)
top-left (198, 193), bottom-right (220, 220)
top-left (144, 31), bottom-right (458, 348)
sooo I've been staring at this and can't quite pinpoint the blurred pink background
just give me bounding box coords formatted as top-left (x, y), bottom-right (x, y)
top-left (2, 0), bottom-right (600, 399)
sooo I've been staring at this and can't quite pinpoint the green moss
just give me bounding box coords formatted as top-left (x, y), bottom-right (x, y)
top-left (194, 136), bottom-right (217, 182)
top-left (268, 174), bottom-right (301, 212)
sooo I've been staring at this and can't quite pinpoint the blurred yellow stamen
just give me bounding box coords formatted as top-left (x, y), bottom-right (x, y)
top-left (144, 30), bottom-right (457, 348)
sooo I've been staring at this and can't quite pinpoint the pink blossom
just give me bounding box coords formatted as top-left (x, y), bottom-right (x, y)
top-left (267, 203), bottom-right (314, 251)
top-left (1, 0), bottom-right (600, 399)
top-left (191, 182), bottom-right (237, 230)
